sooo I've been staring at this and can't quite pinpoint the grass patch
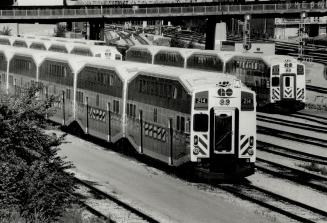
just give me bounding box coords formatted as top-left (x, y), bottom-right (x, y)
top-left (298, 162), bottom-right (327, 175)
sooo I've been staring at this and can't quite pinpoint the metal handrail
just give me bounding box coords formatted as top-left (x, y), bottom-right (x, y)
top-left (0, 2), bottom-right (326, 19)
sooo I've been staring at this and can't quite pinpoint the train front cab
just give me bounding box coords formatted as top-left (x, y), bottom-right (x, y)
top-left (191, 81), bottom-right (256, 177)
top-left (270, 59), bottom-right (305, 112)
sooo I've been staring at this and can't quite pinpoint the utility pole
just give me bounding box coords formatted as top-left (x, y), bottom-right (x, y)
top-left (243, 14), bottom-right (251, 52)
top-left (298, 12), bottom-right (307, 62)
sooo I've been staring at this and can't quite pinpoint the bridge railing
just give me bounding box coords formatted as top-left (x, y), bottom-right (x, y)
top-left (1, 2), bottom-right (327, 19)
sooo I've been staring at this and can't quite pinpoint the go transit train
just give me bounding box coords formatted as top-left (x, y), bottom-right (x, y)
top-left (0, 45), bottom-right (256, 177)
top-left (126, 45), bottom-right (306, 113)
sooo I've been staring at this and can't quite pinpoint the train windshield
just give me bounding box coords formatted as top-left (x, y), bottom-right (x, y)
top-left (193, 114), bottom-right (208, 132)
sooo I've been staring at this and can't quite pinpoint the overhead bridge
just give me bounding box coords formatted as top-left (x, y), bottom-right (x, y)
top-left (1, 3), bottom-right (327, 21)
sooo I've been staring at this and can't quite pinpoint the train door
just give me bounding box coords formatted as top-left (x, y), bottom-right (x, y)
top-left (212, 108), bottom-right (235, 154)
top-left (281, 74), bottom-right (295, 99)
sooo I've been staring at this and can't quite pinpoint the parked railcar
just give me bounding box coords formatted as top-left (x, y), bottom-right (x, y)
top-left (0, 35), bottom-right (122, 61)
top-left (126, 66), bottom-right (256, 174)
top-left (126, 45), bottom-right (306, 113)
top-left (1, 45), bottom-right (256, 178)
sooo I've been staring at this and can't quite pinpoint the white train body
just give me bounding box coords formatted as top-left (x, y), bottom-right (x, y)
top-left (0, 35), bottom-right (122, 61)
top-left (0, 45), bottom-right (256, 177)
top-left (126, 45), bottom-right (306, 112)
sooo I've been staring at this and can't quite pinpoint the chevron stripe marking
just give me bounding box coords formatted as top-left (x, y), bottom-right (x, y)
top-left (242, 146), bottom-right (251, 155)
top-left (198, 137), bottom-right (207, 150)
top-left (241, 135), bottom-right (245, 140)
top-left (241, 138), bottom-right (249, 149)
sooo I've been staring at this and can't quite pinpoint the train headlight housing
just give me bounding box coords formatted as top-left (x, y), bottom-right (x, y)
top-left (234, 80), bottom-right (241, 88)
top-left (248, 148), bottom-right (254, 156)
top-left (193, 147), bottom-right (200, 155)
top-left (194, 135), bottom-right (198, 145)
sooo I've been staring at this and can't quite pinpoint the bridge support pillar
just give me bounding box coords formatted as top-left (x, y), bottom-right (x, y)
top-left (142, 21), bottom-right (147, 28)
top-left (89, 21), bottom-right (104, 41)
top-left (205, 18), bottom-right (227, 50)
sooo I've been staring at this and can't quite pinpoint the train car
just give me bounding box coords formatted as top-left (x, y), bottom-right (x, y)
top-left (126, 66), bottom-right (256, 175)
top-left (6, 47), bottom-right (46, 96)
top-left (75, 59), bottom-right (148, 142)
top-left (221, 52), bottom-right (305, 112)
top-left (1, 44), bottom-right (256, 178)
top-left (126, 45), bottom-right (305, 113)
top-left (0, 35), bottom-right (123, 61)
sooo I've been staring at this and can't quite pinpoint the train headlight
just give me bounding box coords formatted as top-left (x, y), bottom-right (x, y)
top-left (194, 135), bottom-right (198, 145)
top-left (234, 80), bottom-right (241, 88)
top-left (193, 147), bottom-right (200, 155)
top-left (248, 148), bottom-right (254, 156)
top-left (249, 136), bottom-right (254, 147)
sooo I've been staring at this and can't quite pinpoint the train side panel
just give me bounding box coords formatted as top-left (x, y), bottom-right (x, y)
top-left (76, 65), bottom-right (124, 142)
top-left (0, 52), bottom-right (8, 92)
top-left (39, 59), bottom-right (74, 124)
top-left (8, 55), bottom-right (37, 96)
top-left (126, 74), bottom-right (191, 166)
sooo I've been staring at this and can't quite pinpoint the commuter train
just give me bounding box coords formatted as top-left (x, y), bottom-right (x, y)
top-left (0, 35), bottom-right (121, 60)
top-left (70, 0), bottom-right (292, 7)
top-left (11, 0), bottom-right (302, 7)
top-left (0, 45), bottom-right (256, 178)
top-left (126, 45), bottom-right (306, 113)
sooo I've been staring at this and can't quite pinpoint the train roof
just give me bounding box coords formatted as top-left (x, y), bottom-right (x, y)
top-left (0, 45), bottom-right (90, 72)
top-left (137, 65), bottom-right (240, 93)
top-left (209, 51), bottom-right (300, 65)
top-left (0, 35), bottom-right (121, 57)
top-left (127, 45), bottom-right (302, 66)
top-left (79, 58), bottom-right (153, 81)
top-left (128, 45), bottom-right (200, 57)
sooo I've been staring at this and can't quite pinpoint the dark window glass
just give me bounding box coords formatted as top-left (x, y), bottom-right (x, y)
top-left (193, 114), bottom-right (208, 132)
top-left (181, 117), bottom-right (185, 133)
top-left (272, 77), bottom-right (279, 87)
top-left (154, 108), bottom-right (157, 122)
top-left (177, 116), bottom-right (180, 131)
top-left (285, 77), bottom-right (290, 87)
top-left (96, 94), bottom-right (99, 106)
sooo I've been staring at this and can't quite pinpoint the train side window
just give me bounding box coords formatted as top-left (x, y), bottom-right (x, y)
top-left (285, 77), bottom-right (290, 87)
top-left (113, 100), bottom-right (119, 114)
top-left (96, 94), bottom-right (100, 106)
top-left (154, 108), bottom-right (157, 122)
top-left (76, 91), bottom-right (83, 103)
top-left (9, 75), bottom-right (13, 86)
top-left (66, 89), bottom-right (71, 100)
top-left (181, 117), bottom-right (185, 133)
top-left (133, 104), bottom-right (136, 118)
top-left (272, 77), bottom-right (279, 87)
top-left (185, 118), bottom-right (190, 133)
top-left (173, 87), bottom-right (178, 99)
top-left (193, 114), bottom-right (208, 132)
top-left (176, 116), bottom-right (180, 131)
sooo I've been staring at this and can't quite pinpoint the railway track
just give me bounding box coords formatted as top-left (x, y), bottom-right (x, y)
top-left (74, 177), bottom-right (158, 223)
top-left (257, 114), bottom-right (327, 133)
top-left (117, 31), bottom-right (134, 46)
top-left (216, 182), bottom-right (327, 223)
top-left (133, 32), bottom-right (149, 45)
top-left (257, 141), bottom-right (327, 166)
top-left (255, 157), bottom-right (327, 193)
top-left (257, 125), bottom-right (327, 147)
top-left (306, 85), bottom-right (327, 94)
top-left (288, 112), bottom-right (327, 126)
